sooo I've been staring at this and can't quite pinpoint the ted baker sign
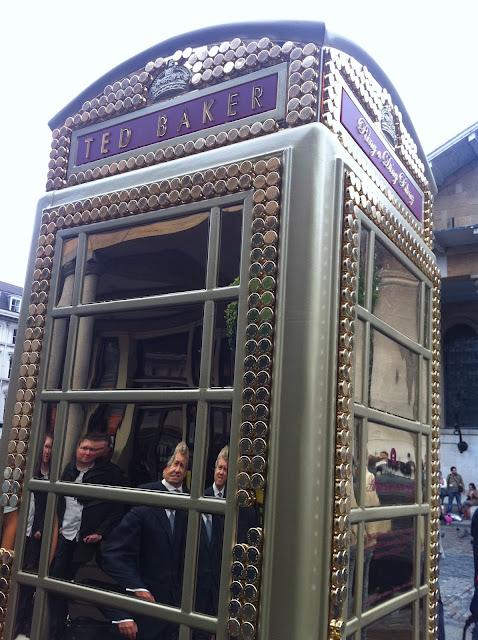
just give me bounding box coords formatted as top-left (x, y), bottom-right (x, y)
top-left (340, 89), bottom-right (424, 222)
top-left (69, 65), bottom-right (286, 174)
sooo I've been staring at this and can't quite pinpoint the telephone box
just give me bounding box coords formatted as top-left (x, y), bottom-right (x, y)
top-left (0, 22), bottom-right (439, 640)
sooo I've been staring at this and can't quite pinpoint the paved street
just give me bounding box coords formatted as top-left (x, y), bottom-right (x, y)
top-left (440, 522), bottom-right (476, 639)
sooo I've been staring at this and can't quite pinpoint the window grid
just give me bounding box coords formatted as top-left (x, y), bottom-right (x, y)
top-left (11, 194), bottom-right (250, 640)
top-left (346, 214), bottom-right (432, 640)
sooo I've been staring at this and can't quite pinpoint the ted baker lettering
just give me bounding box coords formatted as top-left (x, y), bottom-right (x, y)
top-left (75, 74), bottom-right (277, 166)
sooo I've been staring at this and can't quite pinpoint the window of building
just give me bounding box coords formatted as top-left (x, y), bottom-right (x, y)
top-left (12, 329), bottom-right (16, 345)
top-left (9, 296), bottom-right (21, 313)
top-left (444, 324), bottom-right (478, 429)
top-left (7, 356), bottom-right (12, 378)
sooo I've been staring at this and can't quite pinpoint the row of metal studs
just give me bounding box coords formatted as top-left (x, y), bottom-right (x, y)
top-left (328, 197), bottom-right (359, 640)
top-left (321, 50), bottom-right (434, 250)
top-left (46, 38), bottom-right (320, 191)
top-left (326, 48), bottom-right (426, 186)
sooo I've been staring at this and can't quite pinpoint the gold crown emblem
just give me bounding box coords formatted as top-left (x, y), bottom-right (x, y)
top-left (380, 104), bottom-right (397, 146)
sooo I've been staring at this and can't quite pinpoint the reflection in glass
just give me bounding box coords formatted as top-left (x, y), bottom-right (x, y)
top-left (55, 237), bottom-right (78, 307)
top-left (364, 603), bottom-right (413, 639)
top-left (212, 300), bottom-right (238, 387)
top-left (45, 318), bottom-right (71, 389)
top-left (347, 523), bottom-right (359, 618)
top-left (12, 585), bottom-right (39, 638)
top-left (421, 435), bottom-right (429, 504)
top-left (70, 305), bottom-right (204, 391)
top-left (357, 226), bottom-right (369, 308)
top-left (353, 319), bottom-right (365, 403)
top-left (194, 509), bottom-right (224, 622)
top-left (369, 329), bottom-right (419, 421)
top-left (83, 212), bottom-right (210, 303)
top-left (423, 285), bottom-right (431, 348)
top-left (372, 240), bottom-right (420, 342)
top-left (365, 517), bottom-right (415, 611)
top-left (218, 205), bottom-right (244, 288)
top-left (421, 359), bottom-right (430, 424)
top-left (367, 422), bottom-right (417, 506)
top-left (204, 405), bottom-right (231, 491)
top-left (352, 418), bottom-right (361, 505)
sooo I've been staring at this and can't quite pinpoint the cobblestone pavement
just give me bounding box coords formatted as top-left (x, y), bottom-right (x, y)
top-left (440, 522), bottom-right (475, 639)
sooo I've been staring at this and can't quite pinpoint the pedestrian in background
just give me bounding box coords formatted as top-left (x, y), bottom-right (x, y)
top-left (446, 466), bottom-right (464, 515)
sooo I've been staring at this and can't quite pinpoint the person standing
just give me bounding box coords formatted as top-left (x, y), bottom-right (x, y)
top-left (102, 442), bottom-right (190, 640)
top-left (194, 447), bottom-right (229, 640)
top-left (446, 466), bottom-right (464, 514)
top-left (50, 432), bottom-right (126, 640)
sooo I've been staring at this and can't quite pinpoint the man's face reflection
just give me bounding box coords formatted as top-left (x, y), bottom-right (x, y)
top-left (42, 436), bottom-right (53, 465)
top-left (163, 453), bottom-right (188, 488)
top-left (214, 457), bottom-right (228, 491)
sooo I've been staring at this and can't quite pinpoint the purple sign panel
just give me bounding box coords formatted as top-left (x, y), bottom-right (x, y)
top-left (340, 89), bottom-right (423, 222)
top-left (75, 72), bottom-right (279, 166)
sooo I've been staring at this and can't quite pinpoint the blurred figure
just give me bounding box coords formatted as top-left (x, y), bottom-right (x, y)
top-left (50, 432), bottom-right (126, 640)
top-left (102, 442), bottom-right (190, 640)
top-left (446, 466), bottom-right (464, 514)
top-left (2, 434), bottom-right (53, 637)
top-left (194, 446), bottom-right (229, 640)
top-left (463, 483), bottom-right (478, 519)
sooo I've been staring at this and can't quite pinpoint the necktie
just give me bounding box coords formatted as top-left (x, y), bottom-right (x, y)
top-left (205, 514), bottom-right (213, 542)
top-left (217, 491), bottom-right (223, 498)
top-left (169, 510), bottom-right (175, 534)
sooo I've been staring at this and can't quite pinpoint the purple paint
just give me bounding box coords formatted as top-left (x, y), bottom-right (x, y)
top-left (75, 73), bottom-right (279, 165)
top-left (340, 89), bottom-right (423, 222)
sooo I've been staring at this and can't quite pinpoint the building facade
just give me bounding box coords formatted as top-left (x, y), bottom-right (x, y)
top-left (0, 282), bottom-right (22, 431)
top-left (430, 123), bottom-right (478, 486)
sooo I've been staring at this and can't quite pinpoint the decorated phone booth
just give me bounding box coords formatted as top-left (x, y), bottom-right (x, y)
top-left (0, 21), bottom-right (439, 640)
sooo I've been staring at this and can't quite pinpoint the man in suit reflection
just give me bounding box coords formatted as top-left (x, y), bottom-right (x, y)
top-left (194, 446), bottom-right (258, 640)
top-left (102, 442), bottom-right (190, 640)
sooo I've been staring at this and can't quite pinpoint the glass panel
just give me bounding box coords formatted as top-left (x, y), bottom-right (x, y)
top-left (70, 304), bottom-right (203, 391)
top-left (194, 510), bottom-right (224, 618)
top-left (11, 584), bottom-right (38, 638)
top-left (369, 329), bottom-right (419, 421)
top-left (83, 213), bottom-right (210, 303)
top-left (419, 516), bottom-right (427, 586)
top-left (204, 404), bottom-right (232, 493)
top-left (357, 226), bottom-right (369, 308)
top-left (1, 407), bottom-right (56, 557)
top-left (45, 318), bottom-right (71, 389)
top-left (423, 284), bottom-right (431, 348)
top-left (59, 402), bottom-right (197, 490)
top-left (367, 422), bottom-right (417, 506)
top-left (365, 516), bottom-right (415, 611)
top-left (352, 418), bottom-right (361, 506)
top-left (212, 299), bottom-right (238, 388)
top-left (353, 319), bottom-right (365, 403)
top-left (420, 358), bottom-right (430, 424)
top-left (421, 435), bottom-right (429, 504)
top-left (55, 237), bottom-right (78, 307)
top-left (372, 240), bottom-right (420, 342)
top-left (347, 523), bottom-right (359, 618)
top-left (218, 204), bottom-right (244, 288)
top-left (364, 603), bottom-right (413, 639)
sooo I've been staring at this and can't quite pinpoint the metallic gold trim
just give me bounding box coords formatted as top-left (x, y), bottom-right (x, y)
top-left (328, 170), bottom-right (439, 638)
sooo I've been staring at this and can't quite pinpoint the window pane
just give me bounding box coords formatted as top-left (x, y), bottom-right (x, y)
top-left (55, 237), bottom-right (78, 307)
top-left (357, 226), bottom-right (369, 308)
top-left (218, 205), bottom-right (244, 288)
top-left (423, 284), bottom-right (431, 348)
top-left (369, 329), bottom-right (419, 421)
top-left (70, 304), bottom-right (203, 391)
top-left (11, 584), bottom-right (39, 638)
top-left (372, 240), bottom-right (420, 342)
top-left (364, 603), bottom-right (413, 638)
top-left (45, 317), bottom-right (71, 389)
top-left (365, 516), bottom-right (415, 611)
top-left (83, 213), bottom-right (210, 303)
top-left (444, 324), bottom-right (478, 429)
top-left (421, 435), bottom-right (429, 504)
top-left (353, 319), bottom-right (365, 403)
top-left (367, 422), bottom-right (417, 506)
top-left (58, 402), bottom-right (197, 490)
top-left (421, 359), bottom-right (430, 424)
top-left (212, 299), bottom-right (239, 388)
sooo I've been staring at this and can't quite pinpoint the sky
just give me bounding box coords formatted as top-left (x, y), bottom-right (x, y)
top-left (0, 0), bottom-right (476, 287)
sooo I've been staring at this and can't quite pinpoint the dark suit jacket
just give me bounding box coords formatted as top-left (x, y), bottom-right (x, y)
top-left (101, 482), bottom-right (187, 638)
top-left (195, 486), bottom-right (225, 616)
top-left (57, 459), bottom-right (126, 563)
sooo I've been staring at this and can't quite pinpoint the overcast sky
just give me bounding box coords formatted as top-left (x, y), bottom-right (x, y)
top-left (1, 0), bottom-right (476, 287)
